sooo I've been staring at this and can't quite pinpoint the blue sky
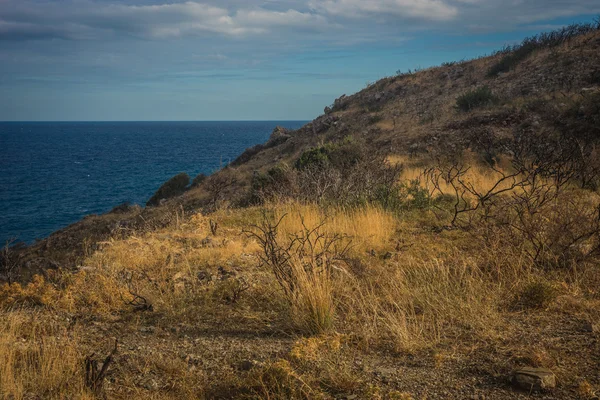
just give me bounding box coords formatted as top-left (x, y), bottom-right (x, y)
top-left (0, 0), bottom-right (598, 121)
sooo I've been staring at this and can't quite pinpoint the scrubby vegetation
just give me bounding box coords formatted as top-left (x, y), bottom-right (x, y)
top-left (3, 23), bottom-right (600, 399)
top-left (146, 172), bottom-right (190, 207)
top-left (487, 20), bottom-right (600, 77)
top-left (455, 86), bottom-right (497, 111)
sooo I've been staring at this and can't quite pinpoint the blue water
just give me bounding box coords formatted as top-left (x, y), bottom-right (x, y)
top-left (0, 121), bottom-right (307, 244)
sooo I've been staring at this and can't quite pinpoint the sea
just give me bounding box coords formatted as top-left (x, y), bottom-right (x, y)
top-left (0, 121), bottom-right (307, 245)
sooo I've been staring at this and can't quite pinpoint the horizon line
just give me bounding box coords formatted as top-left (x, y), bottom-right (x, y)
top-left (0, 119), bottom-right (312, 123)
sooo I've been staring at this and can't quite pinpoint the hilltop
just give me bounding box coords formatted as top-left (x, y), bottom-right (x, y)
top-left (1, 23), bottom-right (600, 399)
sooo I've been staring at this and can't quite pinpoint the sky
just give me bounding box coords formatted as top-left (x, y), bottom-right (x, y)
top-left (0, 1), bottom-right (598, 121)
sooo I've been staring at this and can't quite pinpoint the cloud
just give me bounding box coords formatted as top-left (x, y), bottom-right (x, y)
top-left (1, 0), bottom-right (599, 43)
top-left (0, 20), bottom-right (73, 41)
top-left (309, 0), bottom-right (459, 21)
top-left (0, 1), bottom-right (329, 41)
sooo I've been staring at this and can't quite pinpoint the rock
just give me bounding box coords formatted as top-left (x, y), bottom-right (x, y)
top-left (513, 367), bottom-right (556, 391)
top-left (269, 126), bottom-right (289, 140)
top-left (143, 379), bottom-right (159, 391)
top-left (582, 321), bottom-right (599, 334)
top-left (139, 326), bottom-right (155, 334)
top-left (333, 94), bottom-right (348, 109)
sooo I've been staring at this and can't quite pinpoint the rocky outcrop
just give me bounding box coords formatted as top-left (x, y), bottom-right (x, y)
top-left (512, 367), bottom-right (556, 391)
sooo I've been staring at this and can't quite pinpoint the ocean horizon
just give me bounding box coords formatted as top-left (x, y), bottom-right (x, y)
top-left (0, 120), bottom-right (307, 245)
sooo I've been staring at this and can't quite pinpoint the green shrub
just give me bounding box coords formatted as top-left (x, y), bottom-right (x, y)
top-left (456, 86), bottom-right (497, 112)
top-left (295, 145), bottom-right (334, 170)
top-left (249, 165), bottom-right (293, 204)
top-left (368, 114), bottom-right (384, 125)
top-left (146, 172), bottom-right (190, 207)
top-left (292, 138), bottom-right (403, 207)
top-left (295, 138), bottom-right (361, 171)
top-left (404, 179), bottom-right (431, 209)
top-left (191, 173), bottom-right (207, 187)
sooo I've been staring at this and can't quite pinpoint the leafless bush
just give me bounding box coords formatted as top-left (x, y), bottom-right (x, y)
top-left (209, 219), bottom-right (218, 236)
top-left (296, 152), bottom-right (403, 208)
top-left (119, 270), bottom-right (154, 312)
top-left (204, 170), bottom-right (237, 211)
top-left (1, 239), bottom-right (23, 284)
top-left (244, 211), bottom-right (350, 297)
top-left (425, 137), bottom-right (600, 267)
top-left (84, 339), bottom-right (118, 396)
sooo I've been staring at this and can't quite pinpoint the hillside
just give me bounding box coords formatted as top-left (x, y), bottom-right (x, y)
top-left (2, 24), bottom-right (600, 399)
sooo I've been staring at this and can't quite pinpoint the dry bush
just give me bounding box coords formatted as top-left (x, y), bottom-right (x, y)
top-left (203, 169), bottom-right (237, 211)
top-left (424, 150), bottom-right (600, 267)
top-left (216, 335), bottom-right (362, 399)
top-left (27, 213), bottom-right (261, 319)
top-left (289, 335), bottom-right (363, 396)
top-left (0, 275), bottom-right (61, 309)
top-left (248, 138), bottom-right (403, 208)
top-left (245, 211), bottom-right (348, 334)
top-left (233, 359), bottom-right (318, 399)
top-left (0, 311), bottom-right (90, 400)
top-left (1, 238), bottom-right (23, 284)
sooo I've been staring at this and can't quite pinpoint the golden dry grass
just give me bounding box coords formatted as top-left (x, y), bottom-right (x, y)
top-left (274, 202), bottom-right (397, 254)
top-left (0, 311), bottom-right (91, 400)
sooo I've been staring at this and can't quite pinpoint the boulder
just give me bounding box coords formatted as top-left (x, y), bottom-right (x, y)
top-left (513, 367), bottom-right (556, 391)
top-left (269, 126), bottom-right (289, 140)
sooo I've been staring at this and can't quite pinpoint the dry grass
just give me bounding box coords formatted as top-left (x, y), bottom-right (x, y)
top-left (0, 311), bottom-right (90, 400)
top-left (274, 202), bottom-right (397, 254)
top-left (286, 257), bottom-right (335, 335)
top-left (1, 166), bottom-right (599, 398)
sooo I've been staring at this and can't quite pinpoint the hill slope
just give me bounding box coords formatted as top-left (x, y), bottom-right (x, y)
top-left (10, 24), bottom-right (600, 279)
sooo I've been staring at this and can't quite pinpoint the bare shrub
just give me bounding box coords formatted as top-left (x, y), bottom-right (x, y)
top-left (245, 212), bottom-right (350, 334)
top-left (1, 238), bottom-right (23, 284)
top-left (84, 339), bottom-right (118, 396)
top-left (425, 149), bottom-right (600, 267)
top-left (204, 170), bottom-right (237, 211)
